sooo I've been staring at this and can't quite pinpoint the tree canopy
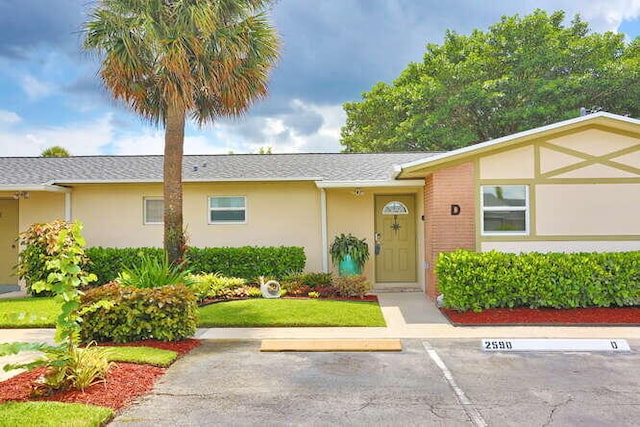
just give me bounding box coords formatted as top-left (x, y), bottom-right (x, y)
top-left (41, 146), bottom-right (70, 157)
top-left (341, 10), bottom-right (640, 152)
top-left (83, 0), bottom-right (280, 263)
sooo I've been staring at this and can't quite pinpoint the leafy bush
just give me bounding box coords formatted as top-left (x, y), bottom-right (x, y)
top-left (437, 250), bottom-right (640, 312)
top-left (118, 253), bottom-right (193, 289)
top-left (280, 272), bottom-right (338, 297)
top-left (187, 272), bottom-right (249, 302)
top-left (80, 283), bottom-right (198, 343)
top-left (332, 275), bottom-right (371, 298)
top-left (16, 220), bottom-right (92, 297)
top-left (85, 246), bottom-right (305, 284)
top-left (33, 344), bottom-right (113, 395)
top-left (85, 247), bottom-right (164, 285)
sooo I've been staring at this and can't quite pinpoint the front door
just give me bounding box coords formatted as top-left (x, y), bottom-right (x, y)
top-left (374, 195), bottom-right (416, 282)
top-left (0, 199), bottom-right (18, 284)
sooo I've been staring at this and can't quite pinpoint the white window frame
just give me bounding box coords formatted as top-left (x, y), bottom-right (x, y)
top-left (143, 197), bottom-right (164, 225)
top-left (481, 185), bottom-right (529, 236)
top-left (208, 196), bottom-right (247, 224)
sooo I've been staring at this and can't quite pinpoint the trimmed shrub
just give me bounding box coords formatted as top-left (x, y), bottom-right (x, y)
top-left (332, 275), bottom-right (371, 298)
top-left (186, 246), bottom-right (305, 279)
top-left (436, 250), bottom-right (640, 312)
top-left (85, 246), bottom-right (305, 285)
top-left (80, 283), bottom-right (198, 343)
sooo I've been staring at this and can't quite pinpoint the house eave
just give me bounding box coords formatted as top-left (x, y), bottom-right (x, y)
top-left (0, 184), bottom-right (71, 193)
top-left (315, 180), bottom-right (424, 188)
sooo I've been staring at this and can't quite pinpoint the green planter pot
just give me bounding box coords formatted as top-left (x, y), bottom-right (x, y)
top-left (338, 254), bottom-right (361, 277)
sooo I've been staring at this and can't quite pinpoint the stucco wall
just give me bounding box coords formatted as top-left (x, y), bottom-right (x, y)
top-left (18, 192), bottom-right (66, 231)
top-left (70, 181), bottom-right (324, 271)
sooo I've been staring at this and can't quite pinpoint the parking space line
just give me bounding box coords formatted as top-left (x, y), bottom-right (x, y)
top-left (422, 341), bottom-right (487, 427)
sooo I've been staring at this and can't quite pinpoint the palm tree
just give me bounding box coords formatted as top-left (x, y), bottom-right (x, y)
top-left (83, 0), bottom-right (280, 263)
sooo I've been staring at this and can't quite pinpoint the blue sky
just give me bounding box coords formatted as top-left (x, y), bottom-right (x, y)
top-left (0, 0), bottom-right (639, 157)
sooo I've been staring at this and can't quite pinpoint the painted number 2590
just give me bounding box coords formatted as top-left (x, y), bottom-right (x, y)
top-left (484, 340), bottom-right (513, 350)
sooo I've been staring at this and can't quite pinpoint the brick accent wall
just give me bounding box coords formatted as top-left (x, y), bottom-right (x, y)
top-left (424, 161), bottom-right (476, 298)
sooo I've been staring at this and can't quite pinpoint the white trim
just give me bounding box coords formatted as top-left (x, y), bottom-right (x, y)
top-left (0, 184), bottom-right (70, 193)
top-left (315, 180), bottom-right (425, 188)
top-left (398, 112), bottom-right (640, 173)
top-left (143, 197), bottom-right (164, 225)
top-left (49, 177), bottom-right (323, 185)
top-left (320, 188), bottom-right (328, 273)
top-left (480, 185), bottom-right (529, 236)
top-left (207, 195), bottom-right (247, 225)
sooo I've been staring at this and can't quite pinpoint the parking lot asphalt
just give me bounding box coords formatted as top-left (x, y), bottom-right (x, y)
top-left (110, 338), bottom-right (640, 426)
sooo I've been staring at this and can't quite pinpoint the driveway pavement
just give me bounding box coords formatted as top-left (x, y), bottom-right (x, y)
top-left (110, 338), bottom-right (640, 426)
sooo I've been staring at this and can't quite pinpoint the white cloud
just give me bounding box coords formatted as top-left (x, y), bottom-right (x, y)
top-left (0, 114), bottom-right (113, 156)
top-left (20, 74), bottom-right (55, 100)
top-left (0, 110), bottom-right (21, 125)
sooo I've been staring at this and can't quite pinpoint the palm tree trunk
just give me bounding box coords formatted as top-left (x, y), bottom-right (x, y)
top-left (164, 103), bottom-right (186, 265)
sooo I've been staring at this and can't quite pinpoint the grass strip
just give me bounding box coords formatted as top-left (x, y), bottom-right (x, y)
top-left (198, 299), bottom-right (386, 327)
top-left (0, 401), bottom-right (113, 427)
top-left (0, 298), bottom-right (58, 328)
top-left (102, 346), bottom-right (178, 367)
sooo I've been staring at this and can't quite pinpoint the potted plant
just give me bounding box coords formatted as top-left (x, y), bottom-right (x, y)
top-left (330, 233), bottom-right (370, 276)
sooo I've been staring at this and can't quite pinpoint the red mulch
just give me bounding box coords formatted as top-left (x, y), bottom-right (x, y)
top-left (440, 306), bottom-right (640, 326)
top-left (0, 339), bottom-right (200, 411)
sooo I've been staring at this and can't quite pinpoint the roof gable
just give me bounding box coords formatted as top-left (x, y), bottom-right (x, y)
top-left (397, 112), bottom-right (640, 178)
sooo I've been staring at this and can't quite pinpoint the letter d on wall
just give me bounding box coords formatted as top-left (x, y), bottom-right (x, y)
top-left (450, 204), bottom-right (461, 216)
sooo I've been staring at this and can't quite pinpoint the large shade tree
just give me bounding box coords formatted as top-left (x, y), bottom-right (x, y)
top-left (83, 0), bottom-right (280, 263)
top-left (341, 10), bottom-right (640, 152)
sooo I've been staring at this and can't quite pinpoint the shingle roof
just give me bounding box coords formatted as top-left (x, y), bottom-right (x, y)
top-left (0, 152), bottom-right (436, 187)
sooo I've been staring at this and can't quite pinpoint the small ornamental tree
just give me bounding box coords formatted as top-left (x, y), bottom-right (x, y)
top-left (1, 221), bottom-right (112, 393)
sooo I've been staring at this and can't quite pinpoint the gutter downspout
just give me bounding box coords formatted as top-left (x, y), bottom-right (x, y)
top-left (320, 188), bottom-right (328, 273)
top-left (64, 192), bottom-right (72, 221)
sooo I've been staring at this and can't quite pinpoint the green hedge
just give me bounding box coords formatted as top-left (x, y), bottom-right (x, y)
top-left (80, 283), bottom-right (198, 343)
top-left (436, 250), bottom-right (640, 312)
top-left (85, 246), bottom-right (306, 284)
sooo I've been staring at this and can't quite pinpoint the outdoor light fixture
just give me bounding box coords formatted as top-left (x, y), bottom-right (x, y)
top-left (12, 191), bottom-right (30, 200)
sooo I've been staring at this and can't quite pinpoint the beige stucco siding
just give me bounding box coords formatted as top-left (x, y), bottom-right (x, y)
top-left (535, 184), bottom-right (640, 236)
top-left (479, 145), bottom-right (535, 179)
top-left (546, 128), bottom-right (639, 156)
top-left (71, 184), bottom-right (164, 248)
top-left (18, 192), bottom-right (65, 231)
top-left (71, 182), bottom-right (324, 272)
top-left (183, 182), bottom-right (323, 271)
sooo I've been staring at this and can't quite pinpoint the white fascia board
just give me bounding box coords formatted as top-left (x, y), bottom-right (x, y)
top-left (315, 180), bottom-right (424, 188)
top-left (398, 111), bottom-right (640, 172)
top-left (50, 177), bottom-right (323, 185)
top-left (0, 184), bottom-right (71, 193)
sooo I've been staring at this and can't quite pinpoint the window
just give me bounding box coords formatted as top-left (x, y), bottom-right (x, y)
top-left (144, 198), bottom-right (164, 224)
top-left (481, 185), bottom-right (528, 235)
top-left (382, 201), bottom-right (409, 215)
top-left (209, 196), bottom-right (246, 224)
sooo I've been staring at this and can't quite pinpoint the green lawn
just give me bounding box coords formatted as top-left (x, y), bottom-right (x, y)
top-left (103, 346), bottom-right (178, 367)
top-left (0, 401), bottom-right (113, 427)
top-left (0, 297), bottom-right (386, 328)
top-left (0, 297), bottom-right (58, 328)
top-left (198, 299), bottom-right (386, 327)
